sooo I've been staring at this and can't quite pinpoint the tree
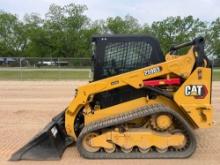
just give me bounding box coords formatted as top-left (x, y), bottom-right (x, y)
top-left (151, 16), bottom-right (207, 53)
top-left (0, 11), bottom-right (27, 56)
top-left (141, 23), bottom-right (152, 35)
top-left (22, 13), bottom-right (49, 57)
top-left (209, 18), bottom-right (220, 57)
top-left (19, 3), bottom-right (94, 58)
top-left (105, 15), bottom-right (141, 34)
top-left (0, 5), bottom-right (214, 58)
top-left (43, 3), bottom-right (91, 57)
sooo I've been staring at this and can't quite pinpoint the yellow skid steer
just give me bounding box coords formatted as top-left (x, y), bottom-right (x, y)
top-left (10, 36), bottom-right (213, 160)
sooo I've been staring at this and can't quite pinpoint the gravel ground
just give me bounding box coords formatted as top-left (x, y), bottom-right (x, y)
top-left (0, 81), bottom-right (219, 165)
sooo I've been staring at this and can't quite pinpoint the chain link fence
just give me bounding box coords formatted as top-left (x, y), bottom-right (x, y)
top-left (213, 58), bottom-right (220, 68)
top-left (0, 57), bottom-right (219, 80)
top-left (0, 57), bottom-right (91, 68)
top-left (0, 57), bottom-right (92, 80)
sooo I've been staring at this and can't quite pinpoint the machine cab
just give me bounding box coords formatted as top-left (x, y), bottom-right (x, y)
top-left (91, 35), bottom-right (165, 81)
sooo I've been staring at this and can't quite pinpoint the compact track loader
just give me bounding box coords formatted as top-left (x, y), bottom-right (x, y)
top-left (10, 35), bottom-right (213, 160)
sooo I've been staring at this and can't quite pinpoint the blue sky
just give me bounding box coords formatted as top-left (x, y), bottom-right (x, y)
top-left (0, 0), bottom-right (220, 24)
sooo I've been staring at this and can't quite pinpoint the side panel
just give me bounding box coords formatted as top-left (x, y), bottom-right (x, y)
top-left (174, 68), bottom-right (213, 128)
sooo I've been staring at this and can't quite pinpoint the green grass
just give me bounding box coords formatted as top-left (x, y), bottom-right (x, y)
top-left (0, 69), bottom-right (90, 80)
top-left (0, 69), bottom-right (219, 81)
top-left (213, 70), bottom-right (220, 81)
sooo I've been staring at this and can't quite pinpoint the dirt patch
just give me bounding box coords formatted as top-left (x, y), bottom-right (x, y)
top-left (0, 81), bottom-right (219, 165)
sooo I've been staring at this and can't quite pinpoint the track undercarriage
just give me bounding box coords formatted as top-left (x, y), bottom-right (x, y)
top-left (77, 104), bottom-right (196, 159)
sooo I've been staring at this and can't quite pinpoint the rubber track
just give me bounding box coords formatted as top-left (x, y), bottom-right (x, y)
top-left (77, 104), bottom-right (196, 159)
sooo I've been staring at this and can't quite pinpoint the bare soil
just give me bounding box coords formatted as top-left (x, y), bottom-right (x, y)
top-left (0, 81), bottom-right (219, 165)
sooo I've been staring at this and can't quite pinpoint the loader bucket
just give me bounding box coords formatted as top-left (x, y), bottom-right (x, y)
top-left (10, 111), bottom-right (73, 161)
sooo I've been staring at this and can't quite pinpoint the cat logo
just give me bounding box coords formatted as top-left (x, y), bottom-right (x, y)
top-left (184, 85), bottom-right (208, 98)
